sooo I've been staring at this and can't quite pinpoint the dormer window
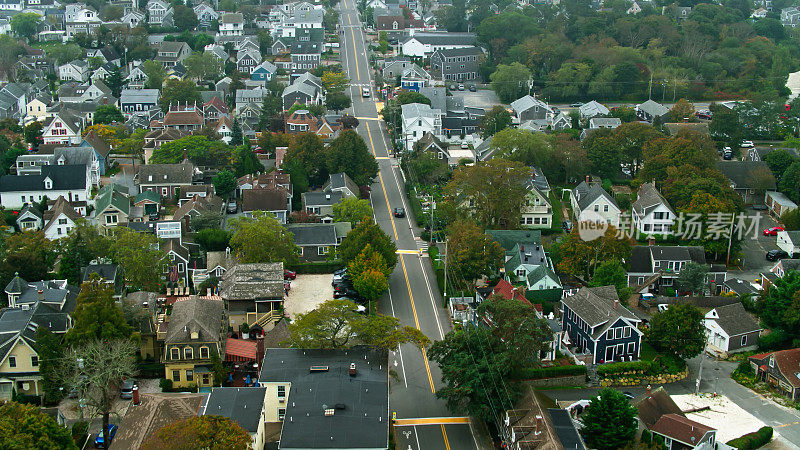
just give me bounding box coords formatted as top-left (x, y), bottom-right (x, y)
top-left (44, 179), bottom-right (52, 189)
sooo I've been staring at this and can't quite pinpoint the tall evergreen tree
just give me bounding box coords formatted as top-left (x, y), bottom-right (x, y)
top-left (230, 119), bottom-right (243, 146)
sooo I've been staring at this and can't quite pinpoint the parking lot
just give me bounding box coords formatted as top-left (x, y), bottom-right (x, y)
top-left (284, 274), bottom-right (335, 319)
top-left (730, 209), bottom-right (781, 281)
top-left (453, 87), bottom-right (501, 110)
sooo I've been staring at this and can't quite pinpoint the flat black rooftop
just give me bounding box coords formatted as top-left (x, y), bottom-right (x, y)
top-left (259, 347), bottom-right (389, 450)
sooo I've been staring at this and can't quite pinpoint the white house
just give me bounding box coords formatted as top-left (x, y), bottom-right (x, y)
top-left (121, 10), bottom-right (145, 28)
top-left (401, 102), bottom-right (443, 152)
top-left (43, 196), bottom-right (83, 240)
top-left (42, 110), bottom-right (84, 145)
top-left (631, 182), bottom-right (675, 236)
top-left (147, 0), bottom-right (174, 26)
top-left (400, 32), bottom-right (476, 57)
top-left (570, 179), bottom-right (621, 228)
top-left (703, 303), bottom-right (762, 355)
top-left (520, 167), bottom-right (553, 229)
top-left (777, 230), bottom-right (800, 257)
top-left (219, 12), bottom-right (244, 36)
top-left (579, 100), bottom-right (610, 119)
top-left (58, 60), bottom-right (89, 83)
top-left (193, 1), bottom-right (219, 26)
top-left (0, 165), bottom-right (91, 210)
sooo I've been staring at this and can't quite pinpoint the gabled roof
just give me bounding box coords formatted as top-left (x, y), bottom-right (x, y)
top-left (511, 95), bottom-right (552, 115)
top-left (717, 161), bottom-right (776, 190)
top-left (220, 263), bottom-right (284, 300)
top-left (750, 348), bottom-right (800, 388)
top-left (572, 181), bottom-right (618, 212)
top-left (650, 414), bottom-right (714, 446)
top-left (706, 302), bottom-right (761, 337)
top-left (561, 286), bottom-right (638, 332)
top-left (94, 183), bottom-right (130, 216)
top-left (325, 172), bottom-right (359, 195)
top-left (201, 387), bottom-right (266, 433)
top-left (138, 163), bottom-right (194, 185)
top-left (221, 12), bottom-right (244, 23)
top-left (82, 130), bottom-right (112, 158)
top-left (287, 222), bottom-right (350, 246)
top-left (164, 296), bottom-right (224, 344)
top-left (485, 229), bottom-right (541, 251)
top-left (303, 190), bottom-right (343, 207)
top-left (43, 196), bottom-right (82, 233)
top-left (634, 386), bottom-right (684, 429)
top-left (173, 194), bottom-right (223, 220)
top-left (491, 279), bottom-right (529, 304)
top-left (636, 99), bottom-right (669, 117)
top-left (632, 182), bottom-right (674, 217)
top-left (134, 190), bottom-right (162, 204)
top-left (401, 32), bottom-right (476, 46)
top-left (121, 89), bottom-right (159, 104)
top-left (242, 187), bottom-right (288, 212)
top-left (0, 164), bottom-right (88, 193)
top-left (578, 100), bottom-right (609, 118)
top-left (432, 46), bottom-right (482, 58)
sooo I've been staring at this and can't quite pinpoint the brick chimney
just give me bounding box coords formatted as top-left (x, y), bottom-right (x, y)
top-left (535, 415), bottom-right (543, 435)
top-left (585, 175), bottom-right (590, 183)
top-left (648, 236), bottom-right (655, 246)
top-left (613, 299), bottom-right (619, 310)
top-left (37, 290), bottom-right (43, 301)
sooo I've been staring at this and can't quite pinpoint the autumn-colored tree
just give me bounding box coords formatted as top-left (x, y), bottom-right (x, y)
top-left (446, 219), bottom-right (504, 285)
top-left (352, 268), bottom-right (389, 301)
top-left (669, 98), bottom-right (696, 123)
top-left (141, 415), bottom-right (251, 450)
top-left (321, 71), bottom-right (350, 93)
top-left (348, 244), bottom-right (391, 279)
top-left (557, 226), bottom-right (632, 280)
top-left (444, 158), bottom-right (530, 229)
top-left (82, 124), bottom-right (121, 146)
top-left (229, 211), bottom-right (299, 264)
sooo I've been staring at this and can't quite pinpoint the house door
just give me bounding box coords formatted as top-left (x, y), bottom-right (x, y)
top-left (605, 346), bottom-right (614, 362)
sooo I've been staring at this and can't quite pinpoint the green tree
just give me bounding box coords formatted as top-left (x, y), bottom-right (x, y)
top-left (232, 144), bottom-right (264, 177)
top-left (780, 161), bottom-right (800, 203)
top-left (326, 129), bottom-right (378, 186)
top-left (191, 211), bottom-right (224, 231)
top-left (490, 62), bottom-right (531, 103)
top-left (287, 299), bottom-right (429, 350)
top-left (48, 43), bottom-right (84, 65)
top-left (65, 277), bottom-right (133, 346)
top-left (143, 60), bottom-right (167, 89)
top-left (0, 402), bottom-right (77, 449)
top-left (446, 219), bottom-right (504, 284)
top-left (57, 224), bottom-right (107, 285)
top-left (150, 135), bottom-right (232, 168)
top-left (444, 158), bottom-right (530, 229)
top-left (183, 51), bottom-right (222, 81)
top-left (396, 90), bottom-right (431, 105)
top-left (212, 169), bottom-right (237, 198)
top-left (557, 227), bottom-right (632, 279)
top-left (93, 105), bottom-right (124, 125)
top-left (35, 327), bottom-right (66, 404)
top-left (407, 150), bottom-right (449, 185)
top-left (325, 92), bottom-right (352, 113)
top-left (159, 78), bottom-right (202, 110)
top-left (142, 416), bottom-right (252, 450)
top-left (479, 105), bottom-right (512, 138)
top-left (428, 326), bottom-right (519, 423)
top-left (173, 4), bottom-right (199, 30)
top-left (0, 230), bottom-right (56, 289)
top-left (581, 389), bottom-right (638, 450)
top-left (229, 118), bottom-right (243, 146)
top-left (669, 98), bottom-right (696, 122)
top-left (709, 103), bottom-right (743, 148)
top-left (782, 208), bottom-right (800, 230)
top-left (106, 65), bottom-right (124, 98)
top-left (229, 212), bottom-right (299, 264)
top-left (476, 294), bottom-right (553, 365)
top-left (10, 13), bottom-right (41, 42)
top-left (339, 218), bottom-right (397, 269)
top-left (332, 196), bottom-right (373, 226)
top-left (257, 95), bottom-right (282, 132)
top-left (489, 128), bottom-right (553, 169)
top-left (347, 244), bottom-right (391, 279)
top-left (285, 132), bottom-right (327, 186)
top-left (590, 260), bottom-right (627, 290)
top-left (764, 148), bottom-right (796, 180)
top-left (194, 228), bottom-right (232, 252)
top-left (676, 262), bottom-right (709, 295)
top-left (23, 121), bottom-right (43, 146)
top-left (108, 228), bottom-right (167, 291)
top-left (352, 268), bottom-right (388, 301)
top-left (645, 303), bottom-right (706, 360)
top-left (321, 71), bottom-right (349, 93)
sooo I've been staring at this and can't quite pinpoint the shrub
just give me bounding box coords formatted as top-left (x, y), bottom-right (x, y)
top-left (287, 261), bottom-right (345, 274)
top-left (71, 420), bottom-right (89, 440)
top-left (514, 365), bottom-right (587, 380)
top-left (597, 360), bottom-right (651, 377)
top-left (137, 361), bottom-right (166, 378)
top-left (727, 426), bottom-right (773, 450)
top-left (159, 378), bottom-right (173, 392)
top-left (759, 329), bottom-right (791, 350)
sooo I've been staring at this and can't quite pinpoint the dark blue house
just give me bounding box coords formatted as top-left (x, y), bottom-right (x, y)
top-left (79, 131), bottom-right (111, 176)
top-left (561, 286), bottom-right (642, 365)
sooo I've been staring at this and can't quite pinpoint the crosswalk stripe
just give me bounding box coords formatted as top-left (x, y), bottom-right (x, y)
top-left (394, 417), bottom-right (471, 426)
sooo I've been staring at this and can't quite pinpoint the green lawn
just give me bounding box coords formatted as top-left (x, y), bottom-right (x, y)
top-left (549, 189), bottom-right (563, 230)
top-left (640, 342), bottom-right (658, 362)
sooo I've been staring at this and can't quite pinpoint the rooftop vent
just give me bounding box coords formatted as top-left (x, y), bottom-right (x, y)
top-left (310, 365), bottom-right (329, 372)
top-left (324, 408), bottom-right (335, 416)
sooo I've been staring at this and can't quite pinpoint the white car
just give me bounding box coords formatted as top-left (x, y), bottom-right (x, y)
top-left (362, 87), bottom-right (370, 98)
top-left (741, 140), bottom-right (754, 148)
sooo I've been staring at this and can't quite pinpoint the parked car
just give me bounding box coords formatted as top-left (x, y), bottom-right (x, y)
top-left (362, 87), bottom-right (370, 98)
top-left (766, 249), bottom-right (789, 261)
top-left (741, 140), bottom-right (755, 148)
top-left (333, 284), bottom-right (360, 300)
top-left (723, 147), bottom-right (733, 160)
top-left (458, 84), bottom-right (465, 91)
top-left (752, 204), bottom-right (768, 211)
top-left (696, 110), bottom-right (713, 120)
top-left (449, 84), bottom-right (456, 91)
top-left (94, 424), bottom-right (118, 448)
top-left (226, 201), bottom-right (237, 214)
top-left (148, 212), bottom-right (159, 221)
top-left (333, 273), bottom-right (350, 286)
top-left (569, 102), bottom-right (584, 107)
top-left (334, 267), bottom-right (347, 276)
top-left (284, 269), bottom-right (296, 280)
top-left (469, 84), bottom-right (476, 92)
top-left (763, 226), bottom-right (785, 236)
top-left (119, 379), bottom-right (136, 399)
top-left (393, 207), bottom-right (405, 218)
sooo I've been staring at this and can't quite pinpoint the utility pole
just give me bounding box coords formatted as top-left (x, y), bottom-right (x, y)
top-left (648, 72), bottom-right (653, 100)
top-left (725, 213), bottom-right (735, 267)
top-left (443, 238), bottom-right (448, 298)
top-left (695, 343), bottom-right (706, 395)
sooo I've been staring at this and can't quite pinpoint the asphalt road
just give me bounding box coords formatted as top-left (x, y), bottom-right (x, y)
top-left (337, 3), bottom-right (487, 449)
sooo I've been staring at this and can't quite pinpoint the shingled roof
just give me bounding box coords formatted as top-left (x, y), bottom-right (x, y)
top-left (165, 296), bottom-right (224, 344)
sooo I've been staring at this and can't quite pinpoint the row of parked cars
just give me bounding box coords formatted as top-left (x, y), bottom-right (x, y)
top-left (332, 268), bottom-right (367, 313)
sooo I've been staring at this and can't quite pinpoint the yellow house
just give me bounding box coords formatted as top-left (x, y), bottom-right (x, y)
top-left (200, 387), bottom-right (270, 449)
top-left (0, 275), bottom-right (76, 401)
top-left (162, 296), bottom-right (226, 389)
top-left (24, 97), bottom-right (51, 125)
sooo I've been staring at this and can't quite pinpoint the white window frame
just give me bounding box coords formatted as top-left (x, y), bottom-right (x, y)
top-left (741, 335), bottom-right (747, 346)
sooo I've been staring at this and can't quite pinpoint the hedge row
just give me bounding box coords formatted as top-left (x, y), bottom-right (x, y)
top-left (515, 365), bottom-right (587, 380)
top-left (287, 261), bottom-right (345, 274)
top-left (727, 427), bottom-right (773, 450)
top-left (137, 361), bottom-right (165, 378)
top-left (597, 361), bottom-right (651, 377)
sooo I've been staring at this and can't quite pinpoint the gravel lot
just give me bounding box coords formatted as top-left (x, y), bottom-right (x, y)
top-left (284, 274), bottom-right (335, 319)
top-left (673, 394), bottom-right (764, 443)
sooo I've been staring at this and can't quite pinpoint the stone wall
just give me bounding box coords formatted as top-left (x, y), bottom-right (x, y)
top-left (599, 368), bottom-right (689, 387)
top-left (525, 375), bottom-right (587, 388)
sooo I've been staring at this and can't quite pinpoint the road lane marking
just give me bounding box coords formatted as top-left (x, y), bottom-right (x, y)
top-left (441, 424), bottom-right (451, 450)
top-left (396, 249), bottom-right (421, 254)
top-left (394, 417), bottom-right (471, 426)
top-left (366, 121), bottom-right (398, 240)
top-left (400, 255), bottom-right (437, 394)
top-left (356, 117), bottom-right (382, 120)
top-left (349, 19), bottom-right (360, 81)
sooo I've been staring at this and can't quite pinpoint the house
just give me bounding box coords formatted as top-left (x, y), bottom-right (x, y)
top-left (781, 6), bottom-right (800, 27)
top-left (501, 387), bottom-right (586, 449)
top-left (627, 1), bottom-right (642, 14)
top-left (203, 95), bottom-right (229, 122)
top-left (242, 187), bottom-right (290, 223)
top-left (236, 48), bottom-right (262, 75)
top-left (401, 102), bottom-right (443, 152)
top-left (173, 194), bottom-right (224, 227)
top-left (212, 116), bottom-right (234, 143)
top-left (561, 286), bottom-right (643, 365)
top-left (429, 47), bottom-right (482, 82)
top-left (94, 183), bottom-right (131, 231)
top-left (112, 392), bottom-right (204, 448)
top-left (147, 0), bottom-right (174, 27)
top-left (635, 386), bottom-right (718, 450)
top-left (163, 296), bottom-right (226, 389)
top-left (511, 95), bottom-right (554, 123)
top-left (43, 196), bottom-right (82, 240)
top-left (631, 182), bottom-right (675, 236)
top-left (570, 179), bottom-right (621, 227)
top-left (626, 245), bottom-right (728, 294)
top-left (301, 191), bottom-right (343, 221)
top-left (163, 106), bottom-right (204, 132)
top-left (193, 1), bottom-right (218, 26)
top-left (58, 60), bottom-right (88, 83)
top-left (281, 76), bottom-right (323, 110)
top-left (284, 109), bottom-right (339, 138)
top-left (400, 32), bottom-right (476, 57)
top-left (663, 4), bottom-right (692, 20)
top-left (520, 167), bottom-right (553, 229)
top-left (503, 243), bottom-right (562, 293)
top-left (717, 161), bottom-right (776, 204)
top-left (765, 191), bottom-right (797, 218)
top-left (121, 89), bottom-right (159, 117)
top-left (722, 278), bottom-right (761, 297)
top-left (81, 260), bottom-right (124, 298)
top-left (770, 258), bottom-right (800, 279)
top-left (324, 172), bottom-right (359, 198)
top-left (121, 10), bottom-right (145, 27)
top-left (80, 131), bottom-right (112, 176)
top-left (219, 12), bottom-right (244, 36)
top-left (251, 60), bottom-right (277, 82)
top-left (220, 263), bottom-right (285, 329)
top-left (200, 387), bottom-right (269, 449)
top-left (16, 204), bottom-right (43, 231)
top-left (287, 222), bottom-right (351, 261)
top-left (237, 171), bottom-right (292, 198)
top-left (776, 230), bottom-right (800, 257)
top-left (376, 14), bottom-right (424, 33)
top-left (749, 349), bottom-right (800, 400)
top-left (155, 41), bottom-right (192, 68)
top-left (42, 109), bottom-right (84, 145)
top-left (137, 162), bottom-right (195, 199)
top-left (0, 165), bottom-right (90, 210)
top-left (290, 42), bottom-right (323, 74)
top-left (578, 100), bottom-right (610, 119)
top-left (143, 129), bottom-right (188, 152)
top-left (635, 99), bottom-right (669, 122)
top-left (704, 303), bottom-right (762, 355)
top-left (257, 348), bottom-right (389, 450)
top-left (588, 117), bottom-right (622, 130)
top-left (0, 275), bottom-right (77, 400)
